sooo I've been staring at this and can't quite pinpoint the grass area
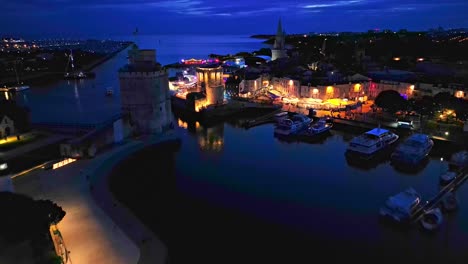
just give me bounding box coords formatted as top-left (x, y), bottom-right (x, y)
top-left (0, 133), bottom-right (44, 152)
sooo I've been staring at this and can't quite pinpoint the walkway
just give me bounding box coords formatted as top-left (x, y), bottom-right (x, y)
top-left (0, 132), bottom-right (69, 160)
top-left (13, 132), bottom-right (177, 264)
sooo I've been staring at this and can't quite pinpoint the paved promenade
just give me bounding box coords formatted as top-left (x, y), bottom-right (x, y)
top-left (13, 132), bottom-right (177, 264)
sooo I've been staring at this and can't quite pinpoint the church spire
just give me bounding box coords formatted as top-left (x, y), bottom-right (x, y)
top-left (276, 18), bottom-right (283, 36)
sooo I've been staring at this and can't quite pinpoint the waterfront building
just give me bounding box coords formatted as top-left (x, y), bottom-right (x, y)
top-left (412, 83), bottom-right (467, 100)
top-left (196, 65), bottom-right (223, 93)
top-left (239, 75), bottom-right (269, 97)
top-left (272, 77), bottom-right (301, 98)
top-left (271, 19), bottom-right (287, 61)
top-left (119, 46), bottom-right (173, 135)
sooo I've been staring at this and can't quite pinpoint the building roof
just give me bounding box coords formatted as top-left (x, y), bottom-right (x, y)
top-left (365, 128), bottom-right (389, 136)
top-left (367, 69), bottom-right (416, 82)
top-left (256, 55), bottom-right (271, 61)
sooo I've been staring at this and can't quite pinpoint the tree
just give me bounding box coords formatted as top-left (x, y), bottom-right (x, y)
top-left (36, 199), bottom-right (66, 225)
top-left (0, 192), bottom-right (66, 242)
top-left (452, 98), bottom-right (468, 121)
top-left (374, 90), bottom-right (408, 113)
top-left (433, 92), bottom-right (454, 109)
top-left (411, 96), bottom-right (436, 115)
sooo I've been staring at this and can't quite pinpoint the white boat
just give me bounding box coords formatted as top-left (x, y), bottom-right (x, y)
top-left (274, 111), bottom-right (288, 123)
top-left (380, 188), bottom-right (421, 223)
top-left (420, 208), bottom-right (443, 231)
top-left (300, 118), bottom-right (333, 137)
top-left (106, 88), bottom-right (114, 96)
top-left (448, 150), bottom-right (468, 170)
top-left (274, 114), bottom-right (311, 136)
top-left (440, 171), bottom-right (457, 186)
top-left (441, 192), bottom-right (458, 211)
top-left (391, 134), bottom-right (433, 165)
top-left (346, 127), bottom-right (399, 159)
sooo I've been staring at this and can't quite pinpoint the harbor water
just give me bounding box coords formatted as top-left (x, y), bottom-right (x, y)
top-left (110, 118), bottom-right (468, 263)
top-left (23, 34), bottom-right (468, 263)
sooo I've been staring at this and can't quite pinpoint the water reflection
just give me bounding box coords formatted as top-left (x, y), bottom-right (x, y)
top-left (177, 117), bottom-right (224, 152)
top-left (274, 132), bottom-right (331, 145)
top-left (391, 157), bottom-right (431, 174)
top-left (345, 152), bottom-right (391, 170)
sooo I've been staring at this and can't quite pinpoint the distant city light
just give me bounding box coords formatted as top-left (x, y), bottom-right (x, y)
top-left (393, 57), bottom-right (401, 61)
top-left (417, 58), bottom-right (424, 62)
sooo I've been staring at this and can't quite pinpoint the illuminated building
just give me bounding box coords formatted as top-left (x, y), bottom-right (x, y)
top-left (271, 18), bottom-right (287, 61)
top-left (196, 65), bottom-right (223, 92)
top-left (119, 45), bottom-right (173, 134)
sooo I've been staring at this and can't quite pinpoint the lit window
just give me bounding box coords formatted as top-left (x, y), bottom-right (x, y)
top-left (354, 84), bottom-right (361, 92)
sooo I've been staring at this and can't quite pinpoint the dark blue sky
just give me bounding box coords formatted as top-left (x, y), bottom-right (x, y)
top-left (1, 0), bottom-right (468, 37)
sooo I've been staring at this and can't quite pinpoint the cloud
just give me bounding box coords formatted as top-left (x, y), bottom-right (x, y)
top-left (303, 0), bottom-right (364, 9)
top-left (2, 0), bottom-right (468, 19)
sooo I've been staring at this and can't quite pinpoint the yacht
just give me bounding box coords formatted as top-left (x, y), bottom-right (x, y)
top-left (420, 208), bottom-right (443, 231)
top-left (391, 133), bottom-right (433, 165)
top-left (274, 114), bottom-right (311, 136)
top-left (105, 88), bottom-right (114, 96)
top-left (274, 111), bottom-right (289, 123)
top-left (64, 50), bottom-right (95, 80)
top-left (448, 150), bottom-right (468, 170)
top-left (298, 118), bottom-right (333, 139)
top-left (379, 188), bottom-right (421, 223)
top-left (441, 192), bottom-right (458, 211)
top-left (346, 127), bottom-right (399, 159)
top-left (440, 171), bottom-right (457, 186)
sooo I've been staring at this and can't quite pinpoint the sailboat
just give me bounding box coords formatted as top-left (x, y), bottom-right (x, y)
top-left (64, 50), bottom-right (95, 80)
top-left (3, 59), bottom-right (30, 92)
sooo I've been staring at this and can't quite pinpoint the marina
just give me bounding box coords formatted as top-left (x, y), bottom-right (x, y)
top-left (410, 166), bottom-right (468, 224)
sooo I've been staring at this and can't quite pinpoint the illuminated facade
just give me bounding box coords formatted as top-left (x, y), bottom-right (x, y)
top-left (119, 46), bottom-right (173, 134)
top-left (191, 65), bottom-right (226, 110)
top-left (196, 65), bottom-right (223, 92)
top-left (271, 18), bottom-right (287, 61)
top-left (272, 77), bottom-right (301, 97)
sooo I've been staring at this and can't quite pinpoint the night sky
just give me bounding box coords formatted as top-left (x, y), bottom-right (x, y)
top-left (1, 0), bottom-right (468, 37)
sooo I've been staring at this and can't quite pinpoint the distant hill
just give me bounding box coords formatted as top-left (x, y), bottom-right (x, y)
top-left (250, 34), bottom-right (274, 39)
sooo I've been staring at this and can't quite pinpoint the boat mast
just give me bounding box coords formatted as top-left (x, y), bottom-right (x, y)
top-left (70, 49), bottom-right (75, 73)
top-left (13, 59), bottom-right (20, 85)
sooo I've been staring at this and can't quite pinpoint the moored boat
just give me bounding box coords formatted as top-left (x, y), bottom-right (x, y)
top-left (297, 118), bottom-right (333, 140)
top-left (440, 171), bottom-right (457, 186)
top-left (448, 150), bottom-right (468, 170)
top-left (274, 114), bottom-right (311, 136)
top-left (105, 88), bottom-right (114, 96)
top-left (441, 192), bottom-right (458, 211)
top-left (274, 111), bottom-right (289, 123)
top-left (379, 188), bottom-right (421, 223)
top-left (346, 127), bottom-right (399, 160)
top-left (391, 133), bottom-right (433, 166)
top-left (420, 208), bottom-right (443, 231)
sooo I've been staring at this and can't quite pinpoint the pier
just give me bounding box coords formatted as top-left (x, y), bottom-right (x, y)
top-left (242, 109), bottom-right (283, 128)
top-left (410, 166), bottom-right (468, 223)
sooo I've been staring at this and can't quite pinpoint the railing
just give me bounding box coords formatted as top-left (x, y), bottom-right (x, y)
top-left (50, 225), bottom-right (71, 264)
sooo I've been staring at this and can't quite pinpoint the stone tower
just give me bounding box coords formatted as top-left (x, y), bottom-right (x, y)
top-left (119, 47), bottom-right (173, 135)
top-left (271, 18), bottom-right (287, 61)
